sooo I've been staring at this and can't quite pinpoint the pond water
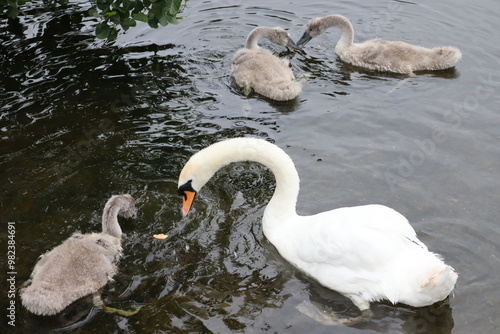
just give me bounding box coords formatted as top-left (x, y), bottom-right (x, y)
top-left (1, 0), bottom-right (499, 333)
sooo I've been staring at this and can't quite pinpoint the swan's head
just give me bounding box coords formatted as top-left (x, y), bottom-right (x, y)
top-left (177, 138), bottom-right (274, 216)
top-left (178, 178), bottom-right (197, 217)
top-left (263, 27), bottom-right (305, 54)
top-left (177, 145), bottom-right (223, 216)
top-left (177, 137), bottom-right (292, 216)
top-left (297, 15), bottom-right (347, 47)
top-left (107, 194), bottom-right (136, 218)
top-left (102, 194), bottom-right (136, 237)
top-left (297, 17), bottom-right (327, 47)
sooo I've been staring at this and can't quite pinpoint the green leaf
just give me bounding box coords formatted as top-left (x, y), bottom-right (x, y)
top-left (121, 17), bottom-right (136, 27)
top-left (6, 5), bottom-right (19, 19)
top-left (132, 2), bottom-right (145, 12)
top-left (166, 0), bottom-right (182, 15)
top-left (88, 8), bottom-right (99, 18)
top-left (96, 2), bottom-right (109, 10)
top-left (114, 5), bottom-right (128, 14)
top-left (109, 13), bottom-right (122, 24)
top-left (158, 13), bottom-right (169, 26)
top-left (121, 1), bottom-right (131, 11)
top-left (150, 1), bottom-right (163, 18)
top-left (132, 12), bottom-right (148, 22)
top-left (96, 22), bottom-right (111, 39)
top-left (148, 17), bottom-right (159, 29)
top-left (167, 15), bottom-right (178, 25)
top-left (108, 27), bottom-right (118, 40)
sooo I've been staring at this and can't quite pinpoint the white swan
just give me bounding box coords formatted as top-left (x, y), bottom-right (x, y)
top-left (297, 15), bottom-right (462, 74)
top-left (231, 27), bottom-right (302, 101)
top-left (177, 137), bottom-right (457, 324)
top-left (20, 194), bottom-right (138, 316)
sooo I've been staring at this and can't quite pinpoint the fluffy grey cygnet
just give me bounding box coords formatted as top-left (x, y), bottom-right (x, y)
top-left (20, 194), bottom-right (136, 316)
top-left (231, 27), bottom-right (303, 101)
top-left (297, 15), bottom-right (462, 74)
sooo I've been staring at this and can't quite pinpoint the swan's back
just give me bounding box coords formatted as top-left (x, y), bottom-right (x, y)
top-left (271, 204), bottom-right (457, 308)
top-left (340, 39), bottom-right (462, 73)
top-left (20, 233), bottom-right (121, 315)
top-left (230, 27), bottom-right (302, 101)
top-left (231, 48), bottom-right (301, 101)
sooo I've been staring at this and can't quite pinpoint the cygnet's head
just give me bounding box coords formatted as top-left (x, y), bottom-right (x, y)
top-left (109, 194), bottom-right (136, 218)
top-left (268, 27), bottom-right (295, 46)
top-left (297, 15), bottom-right (347, 47)
top-left (261, 27), bottom-right (304, 54)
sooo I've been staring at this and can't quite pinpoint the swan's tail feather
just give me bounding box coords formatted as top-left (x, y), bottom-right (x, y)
top-left (422, 265), bottom-right (458, 289)
top-left (20, 285), bottom-right (65, 316)
top-left (432, 47), bottom-right (462, 69)
top-left (254, 80), bottom-right (302, 101)
top-left (414, 264), bottom-right (458, 306)
top-left (386, 252), bottom-right (458, 307)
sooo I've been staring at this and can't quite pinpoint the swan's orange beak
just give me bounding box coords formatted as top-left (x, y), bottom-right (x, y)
top-left (181, 190), bottom-right (196, 216)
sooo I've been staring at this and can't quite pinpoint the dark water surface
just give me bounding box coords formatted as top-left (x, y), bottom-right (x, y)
top-left (1, 0), bottom-right (499, 333)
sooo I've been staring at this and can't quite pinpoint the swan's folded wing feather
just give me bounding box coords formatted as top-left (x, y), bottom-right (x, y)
top-left (295, 204), bottom-right (425, 269)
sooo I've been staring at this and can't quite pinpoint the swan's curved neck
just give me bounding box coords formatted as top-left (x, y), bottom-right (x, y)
top-left (189, 138), bottom-right (300, 220)
top-left (245, 27), bottom-right (269, 49)
top-left (325, 15), bottom-right (354, 48)
top-left (102, 199), bottom-right (123, 238)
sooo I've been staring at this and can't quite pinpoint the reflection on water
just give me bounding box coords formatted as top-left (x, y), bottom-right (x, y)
top-left (22, 295), bottom-right (98, 333)
top-left (1, 0), bottom-right (500, 333)
top-left (302, 274), bottom-right (455, 332)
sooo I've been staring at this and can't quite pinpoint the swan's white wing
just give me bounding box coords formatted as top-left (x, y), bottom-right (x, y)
top-left (295, 204), bottom-right (425, 269)
top-left (279, 204), bottom-right (430, 301)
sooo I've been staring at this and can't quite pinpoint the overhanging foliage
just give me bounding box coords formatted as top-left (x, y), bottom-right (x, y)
top-left (0, 0), bottom-right (187, 41)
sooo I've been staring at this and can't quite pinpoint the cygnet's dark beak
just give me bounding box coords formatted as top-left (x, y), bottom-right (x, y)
top-left (286, 37), bottom-right (306, 55)
top-left (296, 31), bottom-right (312, 47)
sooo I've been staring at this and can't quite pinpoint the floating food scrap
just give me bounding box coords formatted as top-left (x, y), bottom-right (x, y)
top-left (153, 234), bottom-right (168, 239)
